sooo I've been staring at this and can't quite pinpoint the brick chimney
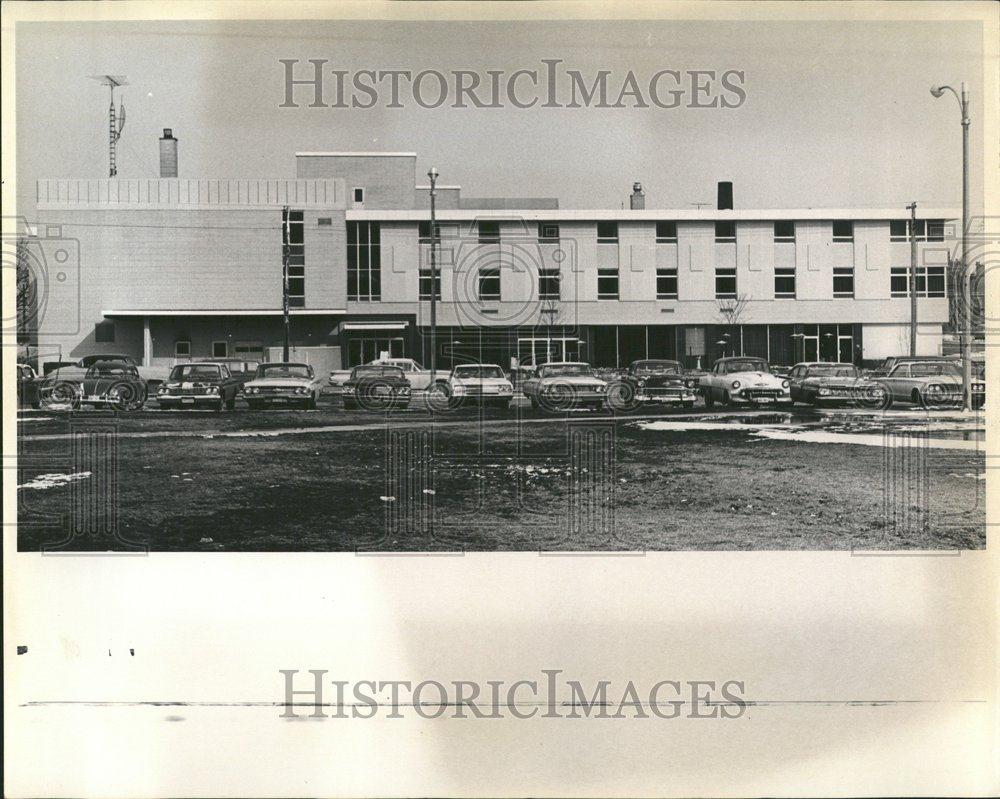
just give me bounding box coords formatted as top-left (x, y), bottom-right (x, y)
top-left (159, 129), bottom-right (178, 178)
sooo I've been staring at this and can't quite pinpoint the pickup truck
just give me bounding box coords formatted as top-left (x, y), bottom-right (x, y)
top-left (330, 358), bottom-right (435, 392)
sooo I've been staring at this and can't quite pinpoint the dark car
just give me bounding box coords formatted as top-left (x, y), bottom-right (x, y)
top-left (788, 362), bottom-right (887, 406)
top-left (199, 359), bottom-right (260, 391)
top-left (615, 359), bottom-right (699, 409)
top-left (17, 363), bottom-right (42, 408)
top-left (73, 362), bottom-right (148, 410)
top-left (342, 364), bottom-right (411, 410)
top-left (155, 362), bottom-right (241, 410)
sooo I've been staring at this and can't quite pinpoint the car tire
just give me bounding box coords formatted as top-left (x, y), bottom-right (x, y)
top-left (704, 390), bottom-right (715, 408)
top-left (529, 396), bottom-right (540, 410)
top-left (215, 397), bottom-right (225, 412)
top-left (913, 389), bottom-right (929, 409)
top-left (721, 391), bottom-right (732, 406)
top-left (306, 394), bottom-right (317, 410)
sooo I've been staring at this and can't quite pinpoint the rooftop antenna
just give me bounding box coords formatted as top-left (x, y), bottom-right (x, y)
top-left (89, 75), bottom-right (127, 177)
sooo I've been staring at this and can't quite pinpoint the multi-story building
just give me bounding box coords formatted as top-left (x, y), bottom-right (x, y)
top-left (27, 145), bottom-right (958, 374)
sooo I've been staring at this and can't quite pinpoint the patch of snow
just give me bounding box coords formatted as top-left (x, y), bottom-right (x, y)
top-left (18, 471), bottom-right (92, 490)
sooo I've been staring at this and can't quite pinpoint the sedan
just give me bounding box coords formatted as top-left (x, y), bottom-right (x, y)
top-left (243, 362), bottom-right (323, 409)
top-left (520, 362), bottom-right (608, 411)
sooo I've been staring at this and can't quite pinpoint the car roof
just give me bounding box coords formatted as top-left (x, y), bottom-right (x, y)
top-left (260, 362), bottom-right (310, 368)
top-left (454, 363), bottom-right (503, 369)
top-left (717, 356), bottom-right (766, 362)
top-left (89, 360), bottom-right (135, 370)
top-left (540, 361), bottom-right (589, 367)
top-left (796, 361), bottom-right (854, 367)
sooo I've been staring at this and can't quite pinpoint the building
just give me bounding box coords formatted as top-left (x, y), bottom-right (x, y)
top-left (27, 144), bottom-right (959, 374)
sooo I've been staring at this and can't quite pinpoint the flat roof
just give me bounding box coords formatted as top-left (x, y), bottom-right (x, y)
top-left (295, 151), bottom-right (417, 157)
top-left (347, 207), bottom-right (961, 222)
top-left (101, 309), bottom-right (346, 317)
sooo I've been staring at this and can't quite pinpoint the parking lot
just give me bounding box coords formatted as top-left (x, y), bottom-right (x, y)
top-left (16, 389), bottom-right (986, 552)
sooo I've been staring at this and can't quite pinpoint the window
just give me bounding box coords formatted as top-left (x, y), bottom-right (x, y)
top-left (774, 267), bottom-right (796, 298)
top-left (478, 266), bottom-right (501, 300)
top-left (318, 217), bottom-right (332, 226)
top-left (94, 321), bottom-right (115, 343)
top-left (655, 221), bottom-right (677, 243)
top-left (283, 209), bottom-right (305, 307)
top-left (478, 221), bottom-right (500, 243)
top-left (715, 267), bottom-right (737, 298)
top-left (174, 340), bottom-right (191, 358)
top-left (891, 266), bottom-right (946, 298)
top-left (715, 221), bottom-right (736, 243)
top-left (539, 268), bottom-right (560, 299)
top-left (890, 219), bottom-right (946, 242)
top-left (656, 267), bottom-right (678, 299)
top-left (833, 267), bottom-right (855, 298)
top-left (419, 267), bottom-right (441, 300)
top-left (774, 221), bottom-right (795, 242)
top-left (418, 221), bottom-right (434, 243)
top-left (347, 221), bottom-right (381, 301)
top-left (212, 341), bottom-right (228, 358)
top-left (353, 187), bottom-right (364, 204)
top-left (597, 221), bottom-right (618, 243)
top-left (597, 267), bottom-right (619, 299)
top-left (832, 220), bottom-right (854, 242)
top-left (538, 223), bottom-right (560, 243)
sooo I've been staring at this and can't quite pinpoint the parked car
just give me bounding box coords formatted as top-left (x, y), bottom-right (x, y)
top-left (201, 359), bottom-right (260, 392)
top-left (876, 360), bottom-right (986, 409)
top-left (700, 356), bottom-right (791, 407)
top-left (866, 355), bottom-right (952, 379)
top-left (615, 359), bottom-right (698, 409)
top-left (520, 362), bottom-right (608, 411)
top-left (40, 353), bottom-right (174, 391)
top-left (342, 364), bottom-right (411, 410)
top-left (17, 363), bottom-right (42, 409)
top-left (444, 364), bottom-right (515, 409)
top-left (155, 362), bottom-right (241, 410)
top-left (787, 362), bottom-right (887, 406)
top-left (243, 362), bottom-right (323, 409)
top-left (72, 361), bottom-right (148, 410)
top-left (331, 357), bottom-right (432, 393)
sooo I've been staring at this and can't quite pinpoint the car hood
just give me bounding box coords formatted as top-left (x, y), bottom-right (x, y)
top-left (634, 373), bottom-right (687, 385)
top-left (165, 378), bottom-right (223, 387)
top-left (452, 377), bottom-right (512, 386)
top-left (725, 371), bottom-right (786, 386)
top-left (805, 375), bottom-right (870, 387)
top-left (245, 377), bottom-right (312, 388)
top-left (539, 376), bottom-right (606, 387)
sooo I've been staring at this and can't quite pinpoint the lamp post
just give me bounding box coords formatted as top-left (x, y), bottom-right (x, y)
top-left (930, 82), bottom-right (971, 410)
top-left (427, 168), bottom-right (439, 385)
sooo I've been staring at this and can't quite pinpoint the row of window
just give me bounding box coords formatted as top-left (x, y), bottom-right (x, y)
top-left (416, 219), bottom-right (946, 246)
top-left (409, 265), bottom-right (946, 302)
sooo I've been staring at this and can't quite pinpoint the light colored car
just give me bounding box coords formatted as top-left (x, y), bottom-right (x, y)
top-left (445, 364), bottom-right (515, 409)
top-left (876, 360), bottom-right (985, 409)
top-left (243, 362), bottom-right (323, 409)
top-left (788, 362), bottom-right (887, 406)
top-left (520, 362), bottom-right (608, 411)
top-left (700, 356), bottom-right (791, 407)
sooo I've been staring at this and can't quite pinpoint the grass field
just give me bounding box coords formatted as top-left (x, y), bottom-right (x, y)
top-left (17, 410), bottom-right (985, 552)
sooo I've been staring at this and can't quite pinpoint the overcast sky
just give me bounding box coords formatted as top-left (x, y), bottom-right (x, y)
top-left (15, 18), bottom-right (985, 214)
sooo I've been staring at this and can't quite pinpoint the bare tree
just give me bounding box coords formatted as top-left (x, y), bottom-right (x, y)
top-left (16, 237), bottom-right (36, 347)
top-left (716, 293), bottom-right (751, 356)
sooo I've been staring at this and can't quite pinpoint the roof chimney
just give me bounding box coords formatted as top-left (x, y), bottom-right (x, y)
top-left (717, 181), bottom-right (733, 211)
top-left (159, 128), bottom-right (178, 178)
top-left (630, 181), bottom-right (645, 210)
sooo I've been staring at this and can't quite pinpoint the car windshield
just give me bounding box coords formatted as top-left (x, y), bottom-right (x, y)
top-left (86, 366), bottom-right (131, 378)
top-left (723, 359), bottom-right (767, 373)
top-left (353, 366), bottom-right (405, 378)
top-left (257, 364), bottom-right (311, 379)
top-left (809, 365), bottom-right (858, 377)
top-left (539, 364), bottom-right (592, 378)
top-left (907, 362), bottom-right (962, 377)
top-left (454, 366), bottom-right (505, 379)
top-left (632, 360), bottom-right (681, 375)
top-left (170, 364), bottom-right (221, 380)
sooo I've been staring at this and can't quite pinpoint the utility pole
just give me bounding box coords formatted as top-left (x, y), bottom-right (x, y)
top-left (427, 168), bottom-right (439, 385)
top-left (907, 201), bottom-right (918, 356)
top-left (282, 206), bottom-right (291, 362)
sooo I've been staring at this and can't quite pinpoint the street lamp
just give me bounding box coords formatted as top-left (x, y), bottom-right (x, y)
top-left (930, 82), bottom-right (972, 410)
top-left (427, 167), bottom-right (439, 385)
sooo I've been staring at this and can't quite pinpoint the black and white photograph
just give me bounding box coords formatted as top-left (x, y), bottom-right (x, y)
top-left (4, 1), bottom-right (997, 797)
